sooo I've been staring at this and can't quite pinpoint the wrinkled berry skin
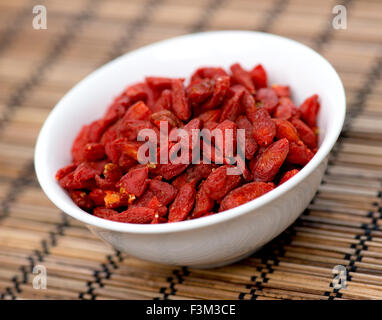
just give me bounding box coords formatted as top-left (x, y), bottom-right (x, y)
top-left (252, 108), bottom-right (276, 147)
top-left (279, 169), bottom-right (300, 185)
top-left (252, 138), bottom-right (289, 182)
top-left (219, 182), bottom-right (274, 211)
top-left (203, 166), bottom-right (242, 201)
top-left (168, 181), bottom-right (196, 222)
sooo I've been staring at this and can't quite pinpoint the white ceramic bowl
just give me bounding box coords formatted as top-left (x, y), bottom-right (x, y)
top-left (35, 31), bottom-right (345, 268)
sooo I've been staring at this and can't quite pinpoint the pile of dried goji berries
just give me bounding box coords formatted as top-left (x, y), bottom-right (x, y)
top-left (56, 63), bottom-right (320, 224)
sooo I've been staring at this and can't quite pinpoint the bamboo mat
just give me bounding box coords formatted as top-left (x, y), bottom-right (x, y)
top-left (0, 0), bottom-right (381, 300)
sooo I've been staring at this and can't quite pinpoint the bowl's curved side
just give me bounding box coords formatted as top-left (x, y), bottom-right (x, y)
top-left (88, 158), bottom-right (327, 267)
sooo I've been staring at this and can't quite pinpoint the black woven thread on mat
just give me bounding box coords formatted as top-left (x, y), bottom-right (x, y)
top-left (342, 53), bottom-right (382, 133)
top-left (154, 267), bottom-right (189, 300)
top-left (314, 0), bottom-right (353, 52)
top-left (0, 212), bottom-right (70, 299)
top-left (0, 0), bottom-right (101, 133)
top-left (238, 228), bottom-right (296, 300)
top-left (0, 159), bottom-right (70, 299)
top-left (190, 0), bottom-right (226, 33)
top-left (322, 53), bottom-right (382, 300)
top-left (79, 252), bottom-right (123, 300)
top-left (323, 200), bottom-right (382, 300)
top-left (0, 161), bottom-right (35, 222)
top-left (0, 0), bottom-right (100, 300)
top-left (258, 0), bottom-right (289, 33)
top-left (106, 0), bottom-right (163, 62)
top-left (0, 0), bottom-right (33, 55)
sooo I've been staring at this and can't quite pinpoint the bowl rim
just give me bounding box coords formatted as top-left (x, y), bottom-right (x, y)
top-left (34, 30), bottom-right (346, 234)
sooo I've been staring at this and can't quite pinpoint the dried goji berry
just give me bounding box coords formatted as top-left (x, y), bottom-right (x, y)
top-left (147, 197), bottom-right (168, 218)
top-left (60, 172), bottom-right (95, 190)
top-left (151, 163), bottom-right (189, 180)
top-left (89, 188), bottom-right (106, 206)
top-left (101, 123), bottom-right (119, 159)
top-left (151, 215), bottom-right (168, 224)
top-left (219, 85), bottom-right (246, 122)
top-left (103, 94), bottom-right (129, 124)
top-left (56, 163), bottom-right (77, 181)
top-left (149, 179), bottom-right (177, 206)
top-left (198, 109), bottom-right (221, 124)
top-left (125, 82), bottom-right (148, 102)
top-left (171, 118), bottom-right (202, 152)
top-left (146, 196), bottom-right (163, 212)
top-left (203, 165), bottom-right (242, 200)
top-left (95, 162), bottom-right (122, 189)
top-left (152, 89), bottom-right (172, 113)
top-left (219, 182), bottom-right (274, 211)
top-left (104, 191), bottom-right (124, 209)
top-left (236, 115), bottom-right (258, 160)
top-left (251, 108), bottom-right (276, 147)
top-left (120, 140), bottom-right (142, 161)
top-left (72, 161), bottom-right (106, 184)
top-left (290, 118), bottom-right (317, 149)
top-left (203, 120), bottom-right (218, 131)
top-left (118, 154), bottom-right (137, 173)
top-left (191, 181), bottom-right (215, 219)
top-left (95, 174), bottom-right (115, 190)
top-left (150, 109), bottom-right (182, 129)
top-left (190, 67), bottom-right (228, 83)
top-left (286, 141), bottom-right (314, 166)
top-left (273, 97), bottom-right (298, 120)
top-left (124, 101), bottom-right (151, 121)
top-left (118, 119), bottom-right (157, 141)
top-left (256, 88), bottom-right (278, 114)
top-left (103, 163), bottom-right (122, 182)
top-left (171, 172), bottom-right (188, 190)
top-left (111, 207), bottom-right (155, 224)
top-left (88, 119), bottom-right (111, 143)
top-left (70, 190), bottom-right (94, 211)
top-left (168, 180), bottom-right (196, 222)
top-left (252, 138), bottom-right (289, 182)
top-left (230, 63), bottom-right (255, 94)
top-left (186, 163), bottom-right (218, 183)
top-left (242, 165), bottom-right (253, 182)
top-left (131, 189), bottom-right (154, 205)
top-left (199, 75), bottom-right (230, 111)
top-left (300, 94), bottom-right (320, 127)
top-left (71, 125), bottom-right (90, 162)
top-left (93, 207), bottom-right (118, 219)
top-left (242, 91), bottom-right (257, 124)
top-left (82, 143), bottom-right (105, 161)
top-left (171, 78), bottom-right (191, 121)
top-left (117, 166), bottom-right (149, 198)
top-left (145, 77), bottom-right (173, 90)
top-left (271, 85), bottom-right (290, 97)
top-left (273, 119), bottom-right (300, 143)
top-left (279, 169), bottom-right (300, 185)
top-left (214, 120), bottom-right (238, 160)
top-left (248, 146), bottom-right (266, 172)
top-left (250, 64), bottom-right (267, 89)
top-left (187, 78), bottom-right (214, 108)
top-left (106, 138), bottom-right (138, 163)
